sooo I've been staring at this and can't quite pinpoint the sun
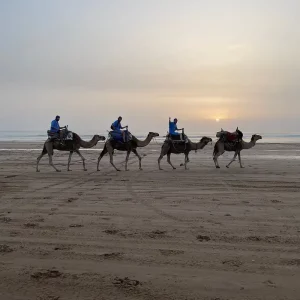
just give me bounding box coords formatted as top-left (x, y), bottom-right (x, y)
top-left (216, 118), bottom-right (220, 122)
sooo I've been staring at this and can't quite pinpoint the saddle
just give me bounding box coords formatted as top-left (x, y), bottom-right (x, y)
top-left (108, 131), bottom-right (132, 143)
top-left (47, 129), bottom-right (73, 142)
top-left (216, 128), bottom-right (243, 143)
top-left (166, 133), bottom-right (188, 144)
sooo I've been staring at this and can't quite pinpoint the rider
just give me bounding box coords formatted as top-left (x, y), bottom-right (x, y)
top-left (169, 117), bottom-right (188, 143)
top-left (50, 115), bottom-right (66, 143)
top-left (111, 116), bottom-right (128, 142)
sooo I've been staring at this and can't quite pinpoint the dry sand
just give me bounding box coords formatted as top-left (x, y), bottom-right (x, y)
top-left (0, 140), bottom-right (300, 300)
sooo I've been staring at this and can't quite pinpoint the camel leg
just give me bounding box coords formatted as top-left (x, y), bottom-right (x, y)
top-left (67, 151), bottom-right (73, 171)
top-left (213, 142), bottom-right (224, 169)
top-left (226, 152), bottom-right (238, 168)
top-left (158, 143), bottom-right (170, 170)
top-left (48, 154), bottom-right (61, 172)
top-left (97, 146), bottom-right (108, 171)
top-left (184, 154), bottom-right (189, 170)
top-left (213, 153), bottom-right (221, 168)
top-left (36, 149), bottom-right (47, 172)
top-left (167, 153), bottom-right (176, 170)
top-left (158, 153), bottom-right (165, 170)
top-left (125, 151), bottom-right (130, 171)
top-left (238, 152), bottom-right (244, 168)
top-left (132, 149), bottom-right (143, 170)
top-left (109, 151), bottom-right (120, 171)
top-left (75, 150), bottom-right (87, 171)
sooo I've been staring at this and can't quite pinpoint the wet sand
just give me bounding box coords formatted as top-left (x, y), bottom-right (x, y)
top-left (0, 141), bottom-right (300, 300)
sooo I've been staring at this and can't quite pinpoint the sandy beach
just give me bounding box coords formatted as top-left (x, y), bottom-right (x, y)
top-left (0, 140), bottom-right (300, 300)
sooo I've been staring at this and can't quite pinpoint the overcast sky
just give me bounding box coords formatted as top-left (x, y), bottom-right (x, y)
top-left (1, 0), bottom-right (299, 134)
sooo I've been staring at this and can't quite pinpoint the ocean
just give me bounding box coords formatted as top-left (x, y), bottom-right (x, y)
top-left (0, 130), bottom-right (300, 144)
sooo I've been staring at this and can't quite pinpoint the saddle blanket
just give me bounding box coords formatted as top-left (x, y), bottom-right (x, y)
top-left (47, 130), bottom-right (73, 141)
top-left (109, 131), bottom-right (132, 143)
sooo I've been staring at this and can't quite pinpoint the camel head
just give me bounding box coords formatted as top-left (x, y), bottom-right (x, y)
top-left (148, 132), bottom-right (160, 138)
top-left (94, 135), bottom-right (106, 142)
top-left (200, 136), bottom-right (212, 145)
top-left (251, 134), bottom-right (262, 142)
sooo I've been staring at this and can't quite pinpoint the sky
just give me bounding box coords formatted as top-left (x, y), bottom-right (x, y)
top-left (1, 0), bottom-right (300, 134)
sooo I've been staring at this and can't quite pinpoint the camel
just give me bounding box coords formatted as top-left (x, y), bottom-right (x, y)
top-left (158, 137), bottom-right (212, 170)
top-left (36, 133), bottom-right (106, 172)
top-left (97, 132), bottom-right (159, 171)
top-left (213, 134), bottom-right (262, 168)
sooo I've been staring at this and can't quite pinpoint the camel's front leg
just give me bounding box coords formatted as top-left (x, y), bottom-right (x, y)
top-left (238, 152), bottom-right (244, 168)
top-left (68, 151), bottom-right (73, 171)
top-left (48, 154), bottom-right (61, 172)
top-left (167, 153), bottom-right (176, 170)
top-left (75, 150), bottom-right (87, 171)
top-left (125, 151), bottom-right (131, 171)
top-left (226, 151), bottom-right (238, 168)
top-left (132, 149), bottom-right (142, 170)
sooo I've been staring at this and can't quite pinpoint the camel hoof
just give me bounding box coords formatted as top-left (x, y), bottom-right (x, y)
top-left (84, 169), bottom-right (87, 171)
top-left (216, 166), bottom-right (220, 169)
top-left (173, 168), bottom-right (176, 170)
top-left (56, 170), bottom-right (61, 172)
top-left (240, 166), bottom-right (245, 168)
top-left (68, 169), bottom-right (72, 172)
top-left (226, 166), bottom-right (229, 168)
top-left (117, 169), bottom-right (121, 172)
top-left (126, 169), bottom-right (129, 172)
top-left (36, 170), bottom-right (40, 173)
top-left (159, 168), bottom-right (163, 171)
top-left (180, 163), bottom-right (184, 167)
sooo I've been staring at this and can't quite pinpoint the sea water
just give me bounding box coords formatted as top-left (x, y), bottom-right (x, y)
top-left (1, 130), bottom-right (300, 144)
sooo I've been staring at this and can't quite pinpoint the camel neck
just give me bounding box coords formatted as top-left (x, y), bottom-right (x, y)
top-left (79, 136), bottom-right (98, 148)
top-left (242, 140), bottom-right (255, 150)
top-left (190, 141), bottom-right (205, 150)
top-left (134, 135), bottom-right (153, 147)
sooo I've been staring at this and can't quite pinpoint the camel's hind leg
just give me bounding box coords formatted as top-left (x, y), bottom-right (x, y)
top-left (213, 142), bottom-right (224, 168)
top-left (238, 152), bottom-right (244, 168)
top-left (97, 146), bottom-right (108, 171)
top-left (125, 150), bottom-right (131, 171)
top-left (67, 151), bottom-right (73, 171)
top-left (105, 143), bottom-right (120, 171)
top-left (158, 143), bottom-right (170, 170)
top-left (226, 151), bottom-right (238, 168)
top-left (109, 151), bottom-right (120, 171)
top-left (167, 153), bottom-right (176, 170)
top-left (132, 149), bottom-right (142, 170)
top-left (184, 153), bottom-right (189, 170)
top-left (36, 147), bottom-right (47, 172)
top-left (75, 150), bottom-right (87, 171)
top-left (158, 153), bottom-right (165, 170)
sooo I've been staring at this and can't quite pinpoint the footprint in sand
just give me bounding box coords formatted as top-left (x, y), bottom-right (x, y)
top-left (196, 235), bottom-right (211, 242)
top-left (31, 269), bottom-right (62, 279)
top-left (0, 244), bottom-right (13, 253)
